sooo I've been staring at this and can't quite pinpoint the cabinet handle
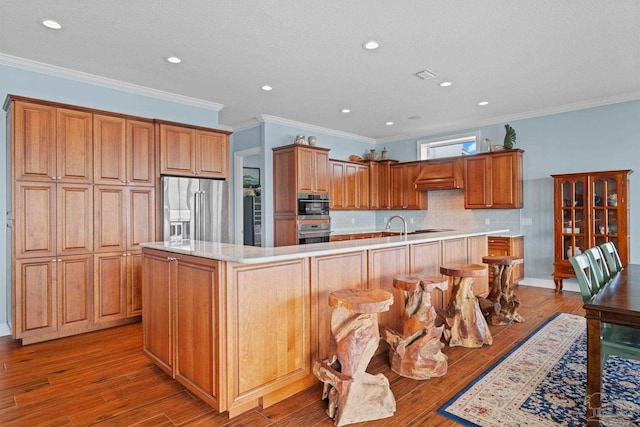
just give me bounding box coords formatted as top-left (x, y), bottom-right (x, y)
top-left (57, 176), bottom-right (62, 180)
top-left (51, 176), bottom-right (57, 181)
top-left (122, 179), bottom-right (127, 184)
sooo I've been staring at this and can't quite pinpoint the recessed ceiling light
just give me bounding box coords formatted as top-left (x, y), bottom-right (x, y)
top-left (340, 108), bottom-right (351, 113)
top-left (385, 121), bottom-right (394, 126)
top-left (166, 56), bottom-right (182, 64)
top-left (41, 19), bottom-right (62, 30)
top-left (408, 115), bottom-right (422, 120)
top-left (362, 40), bottom-right (380, 50)
top-left (439, 81), bottom-right (452, 87)
top-left (261, 85), bottom-right (273, 91)
top-left (478, 101), bottom-right (489, 106)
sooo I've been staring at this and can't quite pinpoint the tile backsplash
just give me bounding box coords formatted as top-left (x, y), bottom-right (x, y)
top-left (330, 190), bottom-right (521, 234)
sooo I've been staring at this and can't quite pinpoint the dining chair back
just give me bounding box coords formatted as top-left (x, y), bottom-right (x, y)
top-left (584, 246), bottom-right (610, 291)
top-left (569, 253), bottom-right (598, 303)
top-left (600, 242), bottom-right (623, 275)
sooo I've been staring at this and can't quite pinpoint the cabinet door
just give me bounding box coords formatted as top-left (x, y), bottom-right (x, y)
top-left (160, 124), bottom-right (196, 176)
top-left (389, 165), bottom-right (406, 209)
top-left (127, 187), bottom-right (156, 251)
top-left (329, 161), bottom-right (345, 209)
top-left (56, 108), bottom-right (93, 183)
top-left (314, 149), bottom-right (330, 194)
top-left (369, 246), bottom-right (409, 333)
top-left (127, 251), bottom-right (143, 317)
top-left (94, 186), bottom-right (127, 253)
top-left (344, 163), bottom-right (358, 209)
top-left (404, 163), bottom-right (424, 209)
top-left (94, 114), bottom-right (127, 185)
top-left (127, 120), bottom-right (155, 186)
top-left (94, 252), bottom-right (127, 322)
top-left (297, 148), bottom-right (315, 193)
top-left (196, 130), bottom-right (228, 179)
top-left (142, 251), bottom-right (174, 375)
top-left (464, 156), bottom-right (490, 208)
top-left (57, 254), bottom-right (93, 330)
top-left (175, 257), bottom-right (221, 407)
top-left (14, 258), bottom-right (57, 338)
top-left (15, 182), bottom-right (56, 259)
top-left (490, 151), bottom-right (520, 208)
top-left (12, 101), bottom-right (57, 181)
top-left (57, 184), bottom-right (93, 256)
top-left (356, 164), bottom-right (370, 209)
top-left (441, 238), bottom-right (468, 304)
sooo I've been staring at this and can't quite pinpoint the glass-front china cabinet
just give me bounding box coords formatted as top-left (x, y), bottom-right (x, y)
top-left (552, 170), bottom-right (631, 291)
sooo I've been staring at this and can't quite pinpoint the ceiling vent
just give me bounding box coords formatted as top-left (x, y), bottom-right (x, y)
top-left (414, 69), bottom-right (438, 80)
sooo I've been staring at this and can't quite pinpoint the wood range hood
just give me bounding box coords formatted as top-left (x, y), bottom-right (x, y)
top-left (414, 157), bottom-right (464, 191)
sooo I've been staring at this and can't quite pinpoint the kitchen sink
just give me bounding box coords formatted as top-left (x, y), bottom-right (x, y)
top-left (411, 229), bottom-right (455, 234)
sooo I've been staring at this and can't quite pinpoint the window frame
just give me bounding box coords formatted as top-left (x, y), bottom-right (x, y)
top-left (417, 131), bottom-right (481, 160)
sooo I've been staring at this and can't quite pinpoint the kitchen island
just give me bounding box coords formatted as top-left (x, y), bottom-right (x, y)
top-left (141, 228), bottom-right (507, 418)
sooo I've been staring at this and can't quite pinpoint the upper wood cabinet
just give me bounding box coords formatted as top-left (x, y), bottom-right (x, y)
top-left (94, 114), bottom-right (155, 186)
top-left (10, 101), bottom-right (93, 183)
top-left (390, 162), bottom-right (427, 210)
top-left (367, 160), bottom-right (396, 210)
top-left (464, 150), bottom-right (523, 209)
top-left (329, 159), bottom-right (369, 210)
top-left (414, 158), bottom-right (463, 190)
top-left (159, 123), bottom-right (229, 179)
top-left (296, 145), bottom-right (330, 194)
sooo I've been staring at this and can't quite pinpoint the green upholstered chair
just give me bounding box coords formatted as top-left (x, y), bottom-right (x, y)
top-left (584, 246), bottom-right (610, 292)
top-left (569, 253), bottom-right (640, 365)
top-left (600, 242), bottom-right (623, 275)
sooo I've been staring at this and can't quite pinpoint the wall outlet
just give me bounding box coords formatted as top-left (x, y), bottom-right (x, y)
top-left (484, 218), bottom-right (491, 225)
top-left (410, 217), bottom-right (414, 224)
top-left (384, 217), bottom-right (388, 223)
top-left (351, 218), bottom-right (355, 224)
top-left (521, 217), bottom-right (533, 225)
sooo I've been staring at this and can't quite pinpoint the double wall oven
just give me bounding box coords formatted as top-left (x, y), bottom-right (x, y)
top-left (297, 193), bottom-right (331, 244)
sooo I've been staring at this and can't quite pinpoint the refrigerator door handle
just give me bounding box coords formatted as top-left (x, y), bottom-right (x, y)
top-left (193, 191), bottom-right (200, 241)
top-left (199, 191), bottom-right (206, 241)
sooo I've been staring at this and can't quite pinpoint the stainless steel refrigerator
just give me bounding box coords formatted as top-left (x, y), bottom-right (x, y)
top-left (161, 176), bottom-right (229, 243)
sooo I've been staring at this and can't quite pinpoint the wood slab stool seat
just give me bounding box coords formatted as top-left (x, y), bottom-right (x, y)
top-left (439, 264), bottom-right (493, 348)
top-left (312, 288), bottom-right (396, 426)
top-left (481, 255), bottom-right (525, 324)
top-left (381, 274), bottom-right (449, 379)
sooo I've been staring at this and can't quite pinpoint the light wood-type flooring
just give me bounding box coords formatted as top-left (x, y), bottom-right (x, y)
top-left (0, 285), bottom-right (584, 426)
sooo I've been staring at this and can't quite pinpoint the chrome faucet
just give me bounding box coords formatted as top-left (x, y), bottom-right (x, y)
top-left (386, 215), bottom-right (408, 238)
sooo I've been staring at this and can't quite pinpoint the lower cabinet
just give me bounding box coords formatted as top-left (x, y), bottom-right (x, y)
top-left (94, 251), bottom-right (144, 322)
top-left (487, 235), bottom-right (524, 283)
top-left (142, 249), bottom-right (223, 410)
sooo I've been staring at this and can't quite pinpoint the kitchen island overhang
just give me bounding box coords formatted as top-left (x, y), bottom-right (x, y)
top-left (140, 228), bottom-right (507, 418)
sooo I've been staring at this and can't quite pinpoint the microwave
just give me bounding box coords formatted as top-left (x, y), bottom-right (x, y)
top-left (297, 193), bottom-right (330, 219)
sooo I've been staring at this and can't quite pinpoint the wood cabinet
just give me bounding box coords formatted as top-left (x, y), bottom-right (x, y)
top-left (6, 97), bottom-right (159, 344)
top-left (142, 249), bottom-right (223, 409)
top-left (273, 145), bottom-right (330, 246)
top-left (464, 150), bottom-right (523, 209)
top-left (367, 160), bottom-right (396, 209)
top-left (390, 162), bottom-right (427, 210)
top-left (488, 235), bottom-right (524, 283)
top-left (11, 101), bottom-right (93, 183)
top-left (94, 114), bottom-right (155, 186)
top-left (414, 158), bottom-right (463, 190)
top-left (551, 170), bottom-right (631, 291)
top-left (329, 159), bottom-right (369, 210)
top-left (159, 123), bottom-right (230, 179)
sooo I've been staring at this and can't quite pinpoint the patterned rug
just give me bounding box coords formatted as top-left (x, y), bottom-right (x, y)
top-left (437, 312), bottom-right (640, 426)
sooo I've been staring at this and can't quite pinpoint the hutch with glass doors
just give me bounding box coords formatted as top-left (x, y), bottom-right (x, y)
top-left (551, 170), bottom-right (631, 292)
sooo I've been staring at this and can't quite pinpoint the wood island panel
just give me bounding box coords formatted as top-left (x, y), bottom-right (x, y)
top-left (368, 246), bottom-right (409, 332)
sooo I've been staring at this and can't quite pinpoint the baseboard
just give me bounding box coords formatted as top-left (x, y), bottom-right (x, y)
top-left (518, 277), bottom-right (580, 294)
top-left (0, 323), bottom-right (11, 337)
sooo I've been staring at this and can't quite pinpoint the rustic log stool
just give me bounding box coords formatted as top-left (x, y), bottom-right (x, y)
top-left (381, 274), bottom-right (449, 379)
top-left (312, 288), bottom-right (396, 426)
top-left (481, 255), bottom-right (525, 324)
top-left (439, 264), bottom-right (493, 348)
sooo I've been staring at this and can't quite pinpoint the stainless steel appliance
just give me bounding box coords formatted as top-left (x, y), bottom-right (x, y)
top-left (297, 193), bottom-right (330, 219)
top-left (161, 176), bottom-right (229, 243)
top-left (243, 195), bottom-right (262, 247)
top-left (298, 220), bottom-right (331, 244)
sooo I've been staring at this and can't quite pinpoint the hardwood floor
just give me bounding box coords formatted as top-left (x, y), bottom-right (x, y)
top-left (0, 285), bottom-right (584, 426)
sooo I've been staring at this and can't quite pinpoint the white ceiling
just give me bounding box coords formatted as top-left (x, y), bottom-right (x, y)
top-left (1, 0), bottom-right (639, 141)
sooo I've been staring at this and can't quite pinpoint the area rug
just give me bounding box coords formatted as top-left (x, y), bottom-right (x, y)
top-left (437, 312), bottom-right (640, 426)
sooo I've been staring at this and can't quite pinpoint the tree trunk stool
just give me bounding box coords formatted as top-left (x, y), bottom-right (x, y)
top-left (312, 288), bottom-right (396, 426)
top-left (380, 274), bottom-right (449, 379)
top-left (481, 255), bottom-right (525, 324)
top-left (439, 264), bottom-right (493, 348)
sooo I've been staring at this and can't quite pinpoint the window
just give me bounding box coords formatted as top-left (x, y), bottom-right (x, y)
top-left (417, 131), bottom-right (481, 160)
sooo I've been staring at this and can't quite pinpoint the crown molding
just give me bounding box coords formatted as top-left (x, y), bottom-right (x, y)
top-left (258, 114), bottom-right (376, 143)
top-left (231, 118), bottom-right (262, 133)
top-left (0, 53), bottom-right (225, 112)
top-left (375, 92), bottom-right (640, 144)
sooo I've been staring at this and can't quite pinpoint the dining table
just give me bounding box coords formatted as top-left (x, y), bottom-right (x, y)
top-left (583, 263), bottom-right (640, 426)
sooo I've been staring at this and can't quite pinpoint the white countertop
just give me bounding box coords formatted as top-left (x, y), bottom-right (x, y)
top-left (141, 228), bottom-right (510, 264)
